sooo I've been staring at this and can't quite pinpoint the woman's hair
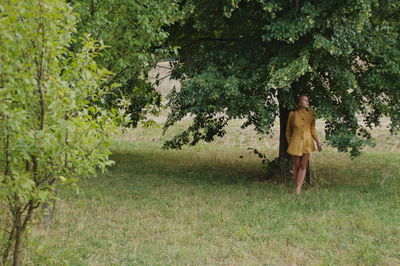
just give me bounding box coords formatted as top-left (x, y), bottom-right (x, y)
top-left (295, 94), bottom-right (309, 110)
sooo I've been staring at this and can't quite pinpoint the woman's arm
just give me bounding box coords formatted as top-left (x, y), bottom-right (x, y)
top-left (310, 110), bottom-right (320, 145)
top-left (285, 111), bottom-right (293, 144)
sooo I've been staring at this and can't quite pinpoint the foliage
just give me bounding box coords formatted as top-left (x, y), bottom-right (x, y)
top-left (0, 0), bottom-right (128, 264)
top-left (162, 0), bottom-right (400, 158)
top-left (70, 0), bottom-right (181, 127)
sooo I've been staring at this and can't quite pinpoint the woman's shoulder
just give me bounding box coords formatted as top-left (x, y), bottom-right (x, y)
top-left (308, 108), bottom-right (316, 117)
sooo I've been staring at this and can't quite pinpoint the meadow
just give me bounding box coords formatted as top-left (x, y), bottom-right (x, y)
top-left (2, 2), bottom-right (400, 265)
top-left (24, 107), bottom-right (400, 265)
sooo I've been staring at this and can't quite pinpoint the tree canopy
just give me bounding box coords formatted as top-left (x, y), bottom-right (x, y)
top-left (162, 0), bottom-right (400, 158)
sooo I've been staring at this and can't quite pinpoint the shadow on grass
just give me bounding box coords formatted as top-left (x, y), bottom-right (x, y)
top-left (92, 143), bottom-right (399, 196)
top-left (105, 148), bottom-right (268, 186)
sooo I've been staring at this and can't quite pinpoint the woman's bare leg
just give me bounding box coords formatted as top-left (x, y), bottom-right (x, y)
top-left (291, 155), bottom-right (300, 182)
top-left (294, 153), bottom-right (310, 195)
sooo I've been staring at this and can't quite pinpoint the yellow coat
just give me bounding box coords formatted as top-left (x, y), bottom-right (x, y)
top-left (285, 108), bottom-right (319, 156)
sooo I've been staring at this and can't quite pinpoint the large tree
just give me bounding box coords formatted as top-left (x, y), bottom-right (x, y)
top-left (161, 0), bottom-right (400, 181)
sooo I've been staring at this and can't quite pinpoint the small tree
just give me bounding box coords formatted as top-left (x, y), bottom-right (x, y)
top-left (0, 0), bottom-right (128, 265)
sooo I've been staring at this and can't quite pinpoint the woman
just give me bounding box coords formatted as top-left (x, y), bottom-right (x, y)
top-left (285, 94), bottom-right (322, 195)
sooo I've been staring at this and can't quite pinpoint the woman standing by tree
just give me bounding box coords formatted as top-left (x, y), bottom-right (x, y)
top-left (285, 95), bottom-right (322, 195)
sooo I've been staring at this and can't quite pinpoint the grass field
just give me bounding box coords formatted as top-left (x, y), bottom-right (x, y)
top-left (21, 110), bottom-right (400, 265)
top-left (4, 63), bottom-right (399, 265)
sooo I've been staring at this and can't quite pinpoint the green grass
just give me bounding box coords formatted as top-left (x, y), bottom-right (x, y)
top-left (21, 117), bottom-right (400, 265)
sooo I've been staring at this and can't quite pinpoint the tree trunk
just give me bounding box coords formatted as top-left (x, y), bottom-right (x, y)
top-left (12, 214), bottom-right (23, 266)
top-left (10, 201), bottom-right (35, 266)
top-left (279, 105), bottom-right (292, 183)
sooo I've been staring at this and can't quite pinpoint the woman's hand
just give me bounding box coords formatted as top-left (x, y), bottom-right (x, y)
top-left (317, 142), bottom-right (323, 152)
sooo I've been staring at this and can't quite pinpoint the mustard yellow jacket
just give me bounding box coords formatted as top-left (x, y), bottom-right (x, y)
top-left (285, 108), bottom-right (319, 156)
